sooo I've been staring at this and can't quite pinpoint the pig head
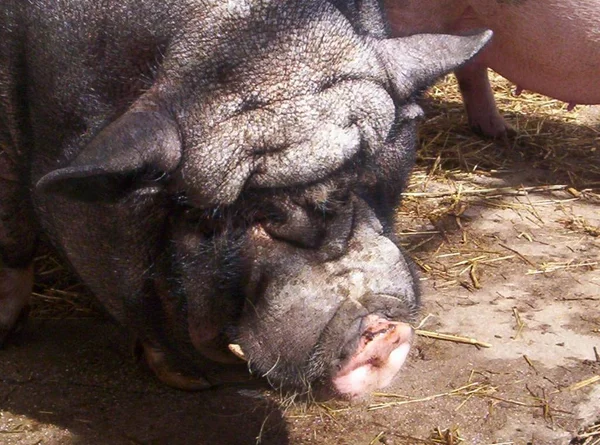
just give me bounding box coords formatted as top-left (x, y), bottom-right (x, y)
top-left (1, 0), bottom-right (491, 398)
top-left (234, 192), bottom-right (420, 397)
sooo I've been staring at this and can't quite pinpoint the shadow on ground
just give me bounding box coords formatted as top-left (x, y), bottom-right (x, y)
top-left (1, 320), bottom-right (288, 445)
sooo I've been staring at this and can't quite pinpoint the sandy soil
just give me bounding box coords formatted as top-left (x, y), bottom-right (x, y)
top-left (1, 74), bottom-right (598, 444)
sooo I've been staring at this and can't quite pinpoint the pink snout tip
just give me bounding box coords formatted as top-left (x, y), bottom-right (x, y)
top-left (332, 317), bottom-right (413, 399)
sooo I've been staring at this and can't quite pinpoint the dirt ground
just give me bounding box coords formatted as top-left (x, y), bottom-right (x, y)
top-left (1, 73), bottom-right (599, 445)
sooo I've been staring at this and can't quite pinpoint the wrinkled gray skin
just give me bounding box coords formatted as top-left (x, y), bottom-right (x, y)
top-left (0, 0), bottom-right (490, 397)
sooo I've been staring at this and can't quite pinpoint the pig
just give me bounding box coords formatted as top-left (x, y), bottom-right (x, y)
top-left (383, 0), bottom-right (600, 138)
top-left (0, 0), bottom-right (490, 398)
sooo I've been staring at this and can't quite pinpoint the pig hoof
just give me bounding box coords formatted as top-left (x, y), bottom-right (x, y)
top-left (0, 305), bottom-right (30, 344)
top-left (140, 341), bottom-right (212, 391)
top-left (0, 265), bottom-right (34, 346)
top-left (470, 117), bottom-right (517, 140)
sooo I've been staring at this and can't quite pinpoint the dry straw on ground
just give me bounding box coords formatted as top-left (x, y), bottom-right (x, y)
top-left (574, 421), bottom-right (600, 445)
top-left (30, 248), bottom-right (99, 319)
top-left (396, 72), bottom-right (599, 293)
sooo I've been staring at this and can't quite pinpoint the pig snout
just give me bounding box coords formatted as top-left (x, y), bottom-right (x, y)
top-left (233, 198), bottom-right (419, 398)
top-left (332, 314), bottom-right (413, 398)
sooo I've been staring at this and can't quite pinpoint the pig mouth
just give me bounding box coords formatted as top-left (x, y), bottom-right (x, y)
top-left (228, 276), bottom-right (419, 397)
top-left (227, 315), bottom-right (413, 399)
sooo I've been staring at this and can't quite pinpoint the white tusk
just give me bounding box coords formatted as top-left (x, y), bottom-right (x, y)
top-left (228, 343), bottom-right (247, 361)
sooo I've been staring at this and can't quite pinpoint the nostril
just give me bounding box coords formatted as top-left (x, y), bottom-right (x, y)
top-left (362, 323), bottom-right (395, 342)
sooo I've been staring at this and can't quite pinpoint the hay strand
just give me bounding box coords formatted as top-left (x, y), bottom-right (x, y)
top-left (416, 330), bottom-right (492, 348)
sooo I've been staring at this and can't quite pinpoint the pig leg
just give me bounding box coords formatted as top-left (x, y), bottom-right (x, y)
top-left (0, 264), bottom-right (33, 344)
top-left (455, 58), bottom-right (515, 139)
top-left (1, 45), bottom-right (38, 344)
top-left (0, 178), bottom-right (37, 345)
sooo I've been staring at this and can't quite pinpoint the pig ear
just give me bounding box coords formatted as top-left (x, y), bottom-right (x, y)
top-left (36, 111), bottom-right (181, 202)
top-left (376, 30), bottom-right (493, 98)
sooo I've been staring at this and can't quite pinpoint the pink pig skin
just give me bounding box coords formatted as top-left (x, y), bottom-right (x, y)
top-left (384, 0), bottom-right (600, 138)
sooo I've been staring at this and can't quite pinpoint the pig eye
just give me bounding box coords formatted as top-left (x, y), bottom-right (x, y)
top-left (174, 202), bottom-right (234, 237)
top-left (397, 102), bottom-right (424, 123)
top-left (259, 203), bottom-right (326, 249)
top-left (257, 203), bottom-right (287, 224)
top-left (179, 207), bottom-right (213, 228)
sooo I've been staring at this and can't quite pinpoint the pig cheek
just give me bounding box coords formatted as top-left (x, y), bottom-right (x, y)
top-left (232, 293), bottom-right (335, 385)
top-left (171, 225), bottom-right (246, 355)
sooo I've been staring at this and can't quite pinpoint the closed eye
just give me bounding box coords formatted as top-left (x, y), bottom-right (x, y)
top-left (397, 102), bottom-right (424, 122)
top-left (261, 206), bottom-right (325, 249)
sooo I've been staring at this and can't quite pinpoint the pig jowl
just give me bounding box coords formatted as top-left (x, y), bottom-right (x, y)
top-left (1, 0), bottom-right (492, 398)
